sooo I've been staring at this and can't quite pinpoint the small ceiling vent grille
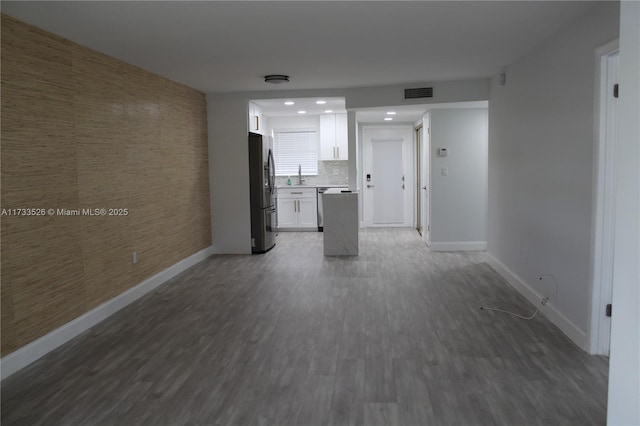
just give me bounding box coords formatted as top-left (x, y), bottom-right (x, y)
top-left (404, 87), bottom-right (433, 99)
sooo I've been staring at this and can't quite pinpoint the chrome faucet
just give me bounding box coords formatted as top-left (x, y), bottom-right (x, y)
top-left (298, 164), bottom-right (305, 185)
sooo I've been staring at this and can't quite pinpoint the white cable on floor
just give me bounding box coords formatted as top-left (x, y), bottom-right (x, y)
top-left (480, 305), bottom-right (539, 320)
top-left (480, 273), bottom-right (558, 321)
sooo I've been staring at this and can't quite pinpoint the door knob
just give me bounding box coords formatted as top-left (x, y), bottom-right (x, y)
top-left (367, 184), bottom-right (375, 188)
top-left (422, 186), bottom-right (427, 190)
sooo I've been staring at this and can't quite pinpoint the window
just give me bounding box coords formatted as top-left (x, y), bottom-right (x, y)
top-left (272, 129), bottom-right (318, 176)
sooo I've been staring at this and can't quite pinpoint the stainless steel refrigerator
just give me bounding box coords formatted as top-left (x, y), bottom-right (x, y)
top-left (249, 132), bottom-right (277, 253)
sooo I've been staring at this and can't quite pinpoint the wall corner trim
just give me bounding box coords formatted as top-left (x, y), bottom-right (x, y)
top-left (0, 246), bottom-right (214, 381)
top-left (430, 241), bottom-right (487, 252)
top-left (485, 253), bottom-right (588, 351)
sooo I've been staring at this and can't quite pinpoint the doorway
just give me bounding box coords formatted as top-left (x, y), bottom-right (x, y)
top-left (362, 126), bottom-right (414, 227)
top-left (590, 43), bottom-right (619, 355)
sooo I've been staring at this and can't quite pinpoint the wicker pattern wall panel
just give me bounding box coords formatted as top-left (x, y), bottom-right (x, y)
top-left (1, 14), bottom-right (211, 356)
top-left (1, 17), bottom-right (87, 355)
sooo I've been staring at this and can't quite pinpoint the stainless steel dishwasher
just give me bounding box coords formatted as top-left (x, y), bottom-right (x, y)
top-left (317, 187), bottom-right (329, 231)
top-left (317, 186), bottom-right (348, 231)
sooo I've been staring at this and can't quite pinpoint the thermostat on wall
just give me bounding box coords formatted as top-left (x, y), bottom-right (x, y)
top-left (438, 148), bottom-right (448, 157)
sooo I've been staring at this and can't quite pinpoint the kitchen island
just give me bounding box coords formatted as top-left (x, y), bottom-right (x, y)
top-left (322, 188), bottom-right (359, 256)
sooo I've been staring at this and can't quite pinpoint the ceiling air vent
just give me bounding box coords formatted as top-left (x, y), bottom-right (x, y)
top-left (404, 87), bottom-right (433, 99)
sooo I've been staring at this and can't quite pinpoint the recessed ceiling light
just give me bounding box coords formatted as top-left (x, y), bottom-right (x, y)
top-left (324, 110), bottom-right (333, 113)
top-left (316, 100), bottom-right (327, 105)
top-left (284, 101), bottom-right (295, 106)
top-left (298, 110), bottom-right (307, 114)
top-left (384, 117), bottom-right (393, 121)
top-left (386, 111), bottom-right (396, 115)
top-left (264, 75), bottom-right (290, 84)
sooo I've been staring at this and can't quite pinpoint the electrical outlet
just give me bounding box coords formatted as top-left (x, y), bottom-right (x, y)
top-left (132, 251), bottom-right (137, 264)
top-left (538, 274), bottom-right (558, 306)
top-left (441, 167), bottom-right (448, 176)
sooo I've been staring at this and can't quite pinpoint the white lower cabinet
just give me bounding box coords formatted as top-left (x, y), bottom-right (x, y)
top-left (277, 187), bottom-right (318, 230)
top-left (297, 198), bottom-right (318, 228)
top-left (277, 198), bottom-right (297, 228)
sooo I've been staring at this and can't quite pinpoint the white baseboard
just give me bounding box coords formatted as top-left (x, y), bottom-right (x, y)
top-left (0, 246), bottom-right (214, 381)
top-left (485, 253), bottom-right (588, 351)
top-left (430, 241), bottom-right (487, 251)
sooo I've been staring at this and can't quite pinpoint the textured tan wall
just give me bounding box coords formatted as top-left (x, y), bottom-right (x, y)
top-left (1, 15), bottom-right (211, 356)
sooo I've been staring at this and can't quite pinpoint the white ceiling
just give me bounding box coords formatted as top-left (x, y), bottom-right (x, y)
top-left (254, 97), bottom-right (346, 117)
top-left (2, 1), bottom-right (599, 94)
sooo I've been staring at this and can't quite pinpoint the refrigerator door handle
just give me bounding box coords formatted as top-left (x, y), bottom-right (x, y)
top-left (267, 149), bottom-right (276, 194)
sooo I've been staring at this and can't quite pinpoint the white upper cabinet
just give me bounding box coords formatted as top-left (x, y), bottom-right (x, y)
top-left (320, 113), bottom-right (348, 160)
top-left (320, 114), bottom-right (336, 160)
top-left (248, 102), bottom-right (265, 135)
top-left (335, 113), bottom-right (348, 160)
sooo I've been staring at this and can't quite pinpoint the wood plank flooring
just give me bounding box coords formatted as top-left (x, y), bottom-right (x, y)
top-left (1, 229), bottom-right (609, 425)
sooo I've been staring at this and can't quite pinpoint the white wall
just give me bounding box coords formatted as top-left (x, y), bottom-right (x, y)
top-left (487, 2), bottom-right (619, 348)
top-left (208, 78), bottom-right (488, 111)
top-left (344, 79), bottom-right (488, 110)
top-left (267, 115), bottom-right (320, 134)
top-left (429, 108), bottom-right (488, 250)
top-left (607, 1), bottom-right (640, 424)
top-left (348, 111), bottom-right (358, 191)
top-left (207, 97), bottom-right (252, 254)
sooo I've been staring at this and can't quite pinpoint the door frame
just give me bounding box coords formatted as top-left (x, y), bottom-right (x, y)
top-left (421, 113), bottom-right (431, 246)
top-left (362, 125), bottom-right (414, 227)
top-left (589, 40), bottom-right (619, 355)
top-left (415, 124), bottom-right (423, 234)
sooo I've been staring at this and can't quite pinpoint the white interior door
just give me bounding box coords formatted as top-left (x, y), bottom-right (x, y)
top-left (372, 140), bottom-right (404, 223)
top-left (363, 126), bottom-right (414, 227)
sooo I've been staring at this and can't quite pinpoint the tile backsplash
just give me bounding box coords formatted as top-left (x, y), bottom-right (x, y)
top-left (275, 160), bottom-right (349, 186)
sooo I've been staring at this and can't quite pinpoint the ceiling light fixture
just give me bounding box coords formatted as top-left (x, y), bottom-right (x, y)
top-left (384, 117), bottom-right (393, 121)
top-left (298, 110), bottom-right (307, 114)
top-left (386, 111), bottom-right (396, 115)
top-left (264, 75), bottom-right (290, 84)
top-left (284, 101), bottom-right (295, 106)
top-left (316, 100), bottom-right (327, 105)
top-left (324, 110), bottom-right (333, 113)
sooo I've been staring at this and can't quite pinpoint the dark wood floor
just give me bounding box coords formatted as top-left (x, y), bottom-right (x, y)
top-left (1, 229), bottom-right (609, 426)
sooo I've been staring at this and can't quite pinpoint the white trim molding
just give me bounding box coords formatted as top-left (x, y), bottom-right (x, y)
top-left (430, 241), bottom-right (486, 251)
top-left (0, 246), bottom-right (214, 381)
top-left (589, 39), bottom-right (619, 355)
top-left (486, 254), bottom-right (588, 351)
